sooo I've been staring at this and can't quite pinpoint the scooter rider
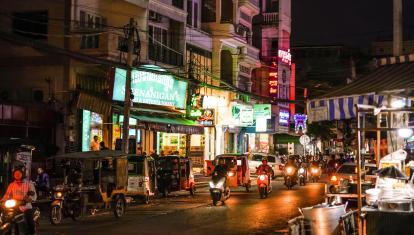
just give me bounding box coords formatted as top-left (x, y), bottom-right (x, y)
top-left (212, 158), bottom-right (229, 191)
top-left (256, 158), bottom-right (274, 183)
top-left (1, 167), bottom-right (37, 235)
top-left (284, 157), bottom-right (298, 180)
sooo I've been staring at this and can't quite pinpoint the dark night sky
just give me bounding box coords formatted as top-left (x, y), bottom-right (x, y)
top-left (291, 0), bottom-right (414, 47)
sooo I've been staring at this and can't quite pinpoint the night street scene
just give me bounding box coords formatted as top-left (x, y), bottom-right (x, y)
top-left (1, 0), bottom-right (414, 235)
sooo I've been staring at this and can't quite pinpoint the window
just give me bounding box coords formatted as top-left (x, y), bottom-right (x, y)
top-left (187, 0), bottom-right (193, 26)
top-left (186, 45), bottom-right (212, 83)
top-left (13, 11), bottom-right (48, 40)
top-left (221, 0), bottom-right (233, 23)
top-left (202, 0), bottom-right (216, 23)
top-left (79, 10), bottom-right (107, 49)
top-left (266, 0), bottom-right (279, 12)
top-left (194, 2), bottom-right (198, 28)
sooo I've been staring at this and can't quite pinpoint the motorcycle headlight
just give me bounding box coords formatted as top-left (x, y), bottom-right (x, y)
top-left (227, 172), bottom-right (235, 177)
top-left (299, 168), bottom-right (305, 174)
top-left (311, 168), bottom-right (318, 173)
top-left (55, 192), bottom-right (63, 198)
top-left (210, 178), bottom-right (225, 189)
top-left (259, 175), bottom-right (266, 181)
top-left (286, 167), bottom-right (293, 175)
top-left (4, 200), bottom-right (16, 208)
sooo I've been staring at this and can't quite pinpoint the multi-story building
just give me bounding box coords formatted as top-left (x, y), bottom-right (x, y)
top-left (247, 0), bottom-right (292, 153)
top-left (0, 0), bottom-right (149, 155)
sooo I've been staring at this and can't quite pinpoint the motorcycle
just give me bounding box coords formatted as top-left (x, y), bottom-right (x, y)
top-left (298, 166), bottom-right (307, 186)
top-left (309, 165), bottom-right (321, 182)
top-left (257, 173), bottom-right (272, 199)
top-left (0, 192), bottom-right (40, 235)
top-left (209, 173), bottom-right (230, 206)
top-left (49, 185), bottom-right (81, 225)
top-left (284, 166), bottom-right (297, 190)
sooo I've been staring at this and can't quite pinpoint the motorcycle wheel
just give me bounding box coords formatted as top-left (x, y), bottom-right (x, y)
top-left (211, 193), bottom-right (220, 206)
top-left (71, 203), bottom-right (82, 221)
top-left (113, 197), bottom-right (125, 218)
top-left (189, 185), bottom-right (196, 196)
top-left (259, 187), bottom-right (267, 199)
top-left (163, 187), bottom-right (169, 198)
top-left (50, 205), bottom-right (63, 225)
top-left (286, 178), bottom-right (292, 190)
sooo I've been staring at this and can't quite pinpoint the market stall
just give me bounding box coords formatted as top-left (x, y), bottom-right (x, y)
top-left (355, 104), bottom-right (414, 234)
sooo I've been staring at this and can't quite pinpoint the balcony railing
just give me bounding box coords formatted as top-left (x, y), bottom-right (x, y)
top-left (239, 0), bottom-right (259, 9)
top-left (148, 43), bottom-right (183, 66)
top-left (263, 12), bottom-right (278, 24)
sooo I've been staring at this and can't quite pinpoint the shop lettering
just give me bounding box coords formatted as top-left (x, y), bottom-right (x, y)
top-left (278, 49), bottom-right (292, 65)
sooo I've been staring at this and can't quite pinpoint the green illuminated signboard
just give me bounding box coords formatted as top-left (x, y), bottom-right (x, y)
top-left (82, 110), bottom-right (91, 152)
top-left (254, 104), bottom-right (271, 119)
top-left (231, 103), bottom-right (253, 126)
top-left (113, 67), bottom-right (188, 109)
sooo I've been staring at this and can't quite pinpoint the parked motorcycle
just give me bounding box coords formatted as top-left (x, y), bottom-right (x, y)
top-left (298, 166), bottom-right (307, 186)
top-left (284, 166), bottom-right (297, 190)
top-left (257, 173), bottom-right (272, 199)
top-left (0, 192), bottom-right (40, 235)
top-left (49, 185), bottom-right (81, 225)
top-left (209, 173), bottom-right (230, 206)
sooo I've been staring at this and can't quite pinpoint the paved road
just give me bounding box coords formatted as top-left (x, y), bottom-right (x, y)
top-left (38, 180), bottom-right (325, 235)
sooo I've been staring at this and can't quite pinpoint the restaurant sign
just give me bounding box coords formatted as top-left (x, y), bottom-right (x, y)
top-left (231, 103), bottom-right (253, 126)
top-left (113, 68), bottom-right (188, 109)
top-left (189, 108), bottom-right (215, 126)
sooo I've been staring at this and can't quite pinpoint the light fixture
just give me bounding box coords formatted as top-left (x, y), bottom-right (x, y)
top-left (391, 98), bottom-right (406, 108)
top-left (397, 128), bottom-right (413, 138)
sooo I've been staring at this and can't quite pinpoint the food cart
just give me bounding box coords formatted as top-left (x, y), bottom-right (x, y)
top-left (354, 104), bottom-right (414, 234)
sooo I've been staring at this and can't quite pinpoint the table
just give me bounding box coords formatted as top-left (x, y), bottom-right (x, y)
top-left (362, 207), bottom-right (414, 235)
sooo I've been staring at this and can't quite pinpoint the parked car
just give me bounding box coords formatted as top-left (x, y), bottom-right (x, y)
top-left (326, 162), bottom-right (377, 203)
top-left (248, 153), bottom-right (284, 179)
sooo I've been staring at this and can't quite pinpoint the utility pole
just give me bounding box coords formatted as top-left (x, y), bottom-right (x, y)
top-left (121, 18), bottom-right (135, 154)
top-left (393, 0), bottom-right (403, 56)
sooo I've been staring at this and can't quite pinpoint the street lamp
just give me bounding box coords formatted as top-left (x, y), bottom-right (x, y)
top-left (391, 98), bottom-right (406, 108)
top-left (397, 128), bottom-right (413, 138)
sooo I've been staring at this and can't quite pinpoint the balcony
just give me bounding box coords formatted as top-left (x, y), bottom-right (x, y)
top-left (71, 32), bottom-right (141, 63)
top-left (263, 12), bottom-right (278, 25)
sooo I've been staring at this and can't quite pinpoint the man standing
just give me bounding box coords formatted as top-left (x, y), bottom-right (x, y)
top-left (90, 135), bottom-right (100, 151)
top-left (35, 167), bottom-right (50, 196)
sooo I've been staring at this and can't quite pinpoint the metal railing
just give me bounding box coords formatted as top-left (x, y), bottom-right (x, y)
top-left (263, 12), bottom-right (278, 24)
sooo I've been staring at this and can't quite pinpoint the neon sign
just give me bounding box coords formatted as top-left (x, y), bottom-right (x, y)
top-left (269, 69), bottom-right (278, 98)
top-left (294, 114), bottom-right (307, 133)
top-left (278, 49), bottom-right (292, 65)
top-left (279, 109), bottom-right (290, 126)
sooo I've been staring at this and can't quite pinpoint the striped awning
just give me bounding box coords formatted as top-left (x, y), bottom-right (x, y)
top-left (307, 56), bottom-right (414, 122)
top-left (308, 94), bottom-right (386, 122)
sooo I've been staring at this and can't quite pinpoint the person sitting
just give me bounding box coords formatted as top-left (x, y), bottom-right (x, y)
top-left (2, 168), bottom-right (37, 235)
top-left (256, 159), bottom-right (274, 183)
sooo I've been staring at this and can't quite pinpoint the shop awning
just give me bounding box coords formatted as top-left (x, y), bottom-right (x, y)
top-left (77, 92), bottom-right (112, 116)
top-left (307, 56), bottom-right (414, 122)
top-left (131, 114), bottom-right (204, 135)
top-left (274, 133), bottom-right (300, 144)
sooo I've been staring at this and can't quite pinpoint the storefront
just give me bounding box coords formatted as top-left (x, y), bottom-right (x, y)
top-left (111, 65), bottom-right (204, 163)
top-left (245, 104), bottom-right (275, 153)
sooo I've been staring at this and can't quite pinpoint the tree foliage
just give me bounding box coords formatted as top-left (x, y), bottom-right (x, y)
top-left (307, 121), bottom-right (334, 141)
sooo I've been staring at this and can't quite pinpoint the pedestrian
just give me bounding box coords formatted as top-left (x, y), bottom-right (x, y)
top-left (90, 135), bottom-right (100, 151)
top-left (100, 141), bottom-right (109, 150)
top-left (35, 167), bottom-right (50, 197)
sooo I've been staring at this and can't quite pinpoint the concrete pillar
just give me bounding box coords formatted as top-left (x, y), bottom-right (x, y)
top-left (393, 0), bottom-right (403, 56)
top-left (231, 54), bottom-right (239, 87)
